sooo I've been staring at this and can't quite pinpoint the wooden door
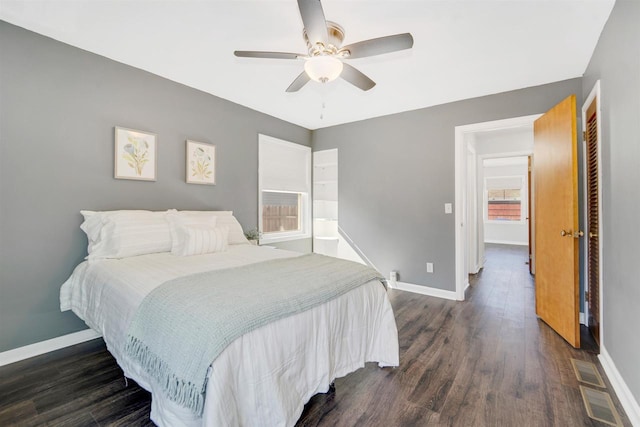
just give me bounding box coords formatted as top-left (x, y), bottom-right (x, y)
top-left (528, 156), bottom-right (532, 275)
top-left (533, 95), bottom-right (580, 348)
top-left (585, 96), bottom-right (600, 346)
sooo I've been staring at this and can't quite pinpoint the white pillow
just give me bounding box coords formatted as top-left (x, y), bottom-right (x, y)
top-left (167, 211), bottom-right (218, 255)
top-left (81, 210), bottom-right (172, 259)
top-left (81, 210), bottom-right (152, 255)
top-left (173, 211), bottom-right (249, 245)
top-left (172, 225), bottom-right (229, 256)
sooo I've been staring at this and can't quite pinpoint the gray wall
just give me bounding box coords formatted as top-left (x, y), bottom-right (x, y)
top-left (0, 21), bottom-right (311, 352)
top-left (313, 78), bottom-right (582, 291)
top-left (582, 0), bottom-right (640, 408)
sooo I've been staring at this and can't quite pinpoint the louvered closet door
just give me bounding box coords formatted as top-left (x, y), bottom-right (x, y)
top-left (586, 99), bottom-right (600, 346)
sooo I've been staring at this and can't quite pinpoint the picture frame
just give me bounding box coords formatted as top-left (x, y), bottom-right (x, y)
top-left (186, 140), bottom-right (216, 185)
top-left (114, 126), bottom-right (157, 181)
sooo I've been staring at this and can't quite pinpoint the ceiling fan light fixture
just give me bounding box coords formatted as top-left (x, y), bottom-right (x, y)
top-left (304, 55), bottom-right (343, 83)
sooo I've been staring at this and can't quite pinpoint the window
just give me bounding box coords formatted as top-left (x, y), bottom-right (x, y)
top-left (258, 135), bottom-right (311, 243)
top-left (261, 191), bottom-right (301, 234)
top-left (487, 189), bottom-right (522, 221)
top-left (485, 176), bottom-right (524, 222)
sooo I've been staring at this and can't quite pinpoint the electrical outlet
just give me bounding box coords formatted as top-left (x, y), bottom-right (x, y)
top-left (444, 203), bottom-right (452, 214)
top-left (390, 271), bottom-right (398, 281)
top-left (426, 262), bottom-right (434, 273)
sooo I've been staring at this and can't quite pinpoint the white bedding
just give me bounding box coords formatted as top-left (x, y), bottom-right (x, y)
top-left (60, 245), bottom-right (399, 426)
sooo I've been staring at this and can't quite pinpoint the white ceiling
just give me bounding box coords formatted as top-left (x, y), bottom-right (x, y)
top-left (0, 0), bottom-right (614, 130)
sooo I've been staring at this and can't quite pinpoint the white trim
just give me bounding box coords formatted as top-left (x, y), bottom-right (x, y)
top-left (259, 229), bottom-right (311, 244)
top-left (337, 226), bottom-right (378, 270)
top-left (478, 151), bottom-right (533, 160)
top-left (580, 312), bottom-right (586, 325)
top-left (484, 239), bottom-right (528, 246)
top-left (388, 280), bottom-right (459, 301)
top-left (599, 346), bottom-right (640, 427)
top-left (455, 114), bottom-right (541, 302)
top-left (581, 80), bottom-right (604, 348)
top-left (484, 220), bottom-right (527, 226)
top-left (0, 329), bottom-right (101, 367)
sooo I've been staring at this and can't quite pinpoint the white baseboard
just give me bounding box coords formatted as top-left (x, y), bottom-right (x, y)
top-left (599, 345), bottom-right (640, 426)
top-left (0, 329), bottom-right (101, 367)
top-left (484, 239), bottom-right (528, 246)
top-left (389, 280), bottom-right (458, 301)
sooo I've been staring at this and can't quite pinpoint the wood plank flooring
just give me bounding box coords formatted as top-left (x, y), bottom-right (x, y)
top-left (0, 244), bottom-right (631, 426)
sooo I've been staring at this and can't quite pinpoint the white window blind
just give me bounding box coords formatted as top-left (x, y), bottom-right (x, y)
top-left (259, 135), bottom-right (310, 192)
top-left (258, 134), bottom-right (311, 243)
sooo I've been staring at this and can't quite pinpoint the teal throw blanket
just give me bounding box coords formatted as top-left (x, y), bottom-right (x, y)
top-left (124, 254), bottom-right (384, 415)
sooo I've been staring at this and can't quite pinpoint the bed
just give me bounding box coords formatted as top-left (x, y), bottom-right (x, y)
top-left (60, 210), bottom-right (399, 426)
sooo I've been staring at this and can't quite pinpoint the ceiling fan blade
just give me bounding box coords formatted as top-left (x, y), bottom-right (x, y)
top-left (297, 0), bottom-right (328, 45)
top-left (234, 51), bottom-right (305, 60)
top-left (286, 71), bottom-right (311, 92)
top-left (340, 63), bottom-right (375, 91)
top-left (341, 33), bottom-right (414, 59)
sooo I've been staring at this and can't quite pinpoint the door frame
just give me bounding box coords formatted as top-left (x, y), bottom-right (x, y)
top-left (581, 80), bottom-right (604, 345)
top-left (454, 114), bottom-right (541, 300)
top-left (466, 143), bottom-right (480, 275)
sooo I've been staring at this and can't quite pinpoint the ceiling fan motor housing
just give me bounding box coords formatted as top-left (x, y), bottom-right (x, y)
top-left (304, 21), bottom-right (346, 57)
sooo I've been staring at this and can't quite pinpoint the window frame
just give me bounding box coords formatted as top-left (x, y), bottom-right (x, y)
top-left (484, 175), bottom-right (526, 224)
top-left (260, 190), bottom-right (306, 239)
top-left (258, 135), bottom-right (311, 244)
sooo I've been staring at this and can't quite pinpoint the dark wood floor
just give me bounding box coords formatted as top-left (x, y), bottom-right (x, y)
top-left (0, 244), bottom-right (630, 426)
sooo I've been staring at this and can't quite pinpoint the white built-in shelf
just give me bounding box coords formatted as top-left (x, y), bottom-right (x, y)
top-left (314, 162), bottom-right (337, 168)
top-left (313, 149), bottom-right (338, 256)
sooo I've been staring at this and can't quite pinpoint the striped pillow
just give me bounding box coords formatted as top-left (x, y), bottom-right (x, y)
top-left (174, 211), bottom-right (249, 245)
top-left (173, 225), bottom-right (229, 256)
top-left (83, 210), bottom-right (172, 260)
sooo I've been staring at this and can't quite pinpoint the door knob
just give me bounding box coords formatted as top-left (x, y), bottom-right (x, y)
top-left (561, 230), bottom-right (568, 236)
top-left (573, 230), bottom-right (584, 238)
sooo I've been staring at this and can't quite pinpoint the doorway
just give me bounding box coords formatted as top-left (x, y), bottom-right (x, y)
top-left (456, 107), bottom-right (600, 350)
top-left (455, 114), bottom-right (539, 301)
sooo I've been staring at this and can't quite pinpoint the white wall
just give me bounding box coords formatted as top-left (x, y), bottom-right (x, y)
top-left (483, 160), bottom-right (529, 246)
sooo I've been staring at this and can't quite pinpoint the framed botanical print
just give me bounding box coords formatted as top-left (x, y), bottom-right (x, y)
top-left (186, 140), bottom-right (216, 185)
top-left (114, 126), bottom-right (157, 181)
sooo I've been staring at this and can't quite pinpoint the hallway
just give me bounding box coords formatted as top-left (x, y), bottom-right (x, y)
top-left (300, 243), bottom-right (630, 425)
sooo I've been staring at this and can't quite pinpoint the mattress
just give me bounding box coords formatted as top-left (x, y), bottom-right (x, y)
top-left (60, 245), bottom-right (399, 426)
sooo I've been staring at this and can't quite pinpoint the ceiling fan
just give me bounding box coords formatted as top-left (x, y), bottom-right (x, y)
top-left (234, 0), bottom-right (414, 92)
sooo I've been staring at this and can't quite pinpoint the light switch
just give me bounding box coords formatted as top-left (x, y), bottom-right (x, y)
top-left (445, 203), bottom-right (452, 214)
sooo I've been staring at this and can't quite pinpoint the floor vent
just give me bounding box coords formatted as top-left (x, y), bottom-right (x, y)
top-left (571, 358), bottom-right (605, 388)
top-left (579, 386), bottom-right (623, 427)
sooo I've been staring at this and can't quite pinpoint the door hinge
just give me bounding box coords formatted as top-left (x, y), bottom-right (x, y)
top-left (585, 291), bottom-right (589, 301)
top-left (583, 130), bottom-right (586, 141)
